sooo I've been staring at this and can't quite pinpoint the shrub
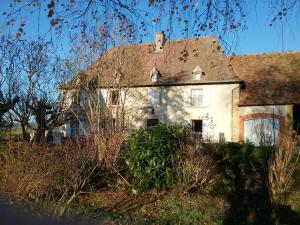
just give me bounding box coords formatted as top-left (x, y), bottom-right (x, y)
top-left (205, 142), bottom-right (265, 194)
top-left (176, 140), bottom-right (218, 195)
top-left (126, 123), bottom-right (188, 191)
top-left (1, 132), bottom-right (128, 217)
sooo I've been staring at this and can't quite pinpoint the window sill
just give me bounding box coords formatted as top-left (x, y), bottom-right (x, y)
top-left (186, 105), bottom-right (208, 108)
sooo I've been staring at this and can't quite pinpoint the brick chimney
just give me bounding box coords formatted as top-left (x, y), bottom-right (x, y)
top-left (154, 32), bottom-right (166, 52)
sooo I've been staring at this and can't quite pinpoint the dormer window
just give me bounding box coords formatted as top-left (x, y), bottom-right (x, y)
top-left (150, 66), bottom-right (161, 83)
top-left (193, 65), bottom-right (203, 80)
top-left (113, 70), bottom-right (122, 85)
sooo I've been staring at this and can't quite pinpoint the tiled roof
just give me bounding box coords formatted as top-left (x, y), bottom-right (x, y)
top-left (63, 36), bottom-right (241, 89)
top-left (231, 51), bottom-right (300, 106)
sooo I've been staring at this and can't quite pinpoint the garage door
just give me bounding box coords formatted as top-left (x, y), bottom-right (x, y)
top-left (244, 118), bottom-right (279, 146)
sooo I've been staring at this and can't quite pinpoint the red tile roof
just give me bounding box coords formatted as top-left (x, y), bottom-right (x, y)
top-left (231, 51), bottom-right (300, 106)
top-left (63, 36), bottom-right (241, 89)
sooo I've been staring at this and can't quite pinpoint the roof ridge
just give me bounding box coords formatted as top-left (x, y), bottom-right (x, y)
top-left (231, 50), bottom-right (300, 58)
top-left (165, 35), bottom-right (217, 43)
top-left (106, 35), bottom-right (217, 51)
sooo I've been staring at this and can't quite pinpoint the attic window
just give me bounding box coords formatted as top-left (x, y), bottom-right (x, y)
top-left (150, 67), bottom-right (161, 83)
top-left (113, 70), bottom-right (122, 85)
top-left (193, 65), bottom-right (203, 80)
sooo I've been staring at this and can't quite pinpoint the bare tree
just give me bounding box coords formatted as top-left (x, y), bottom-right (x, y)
top-left (14, 39), bottom-right (62, 142)
top-left (30, 95), bottom-right (60, 142)
top-left (0, 36), bottom-right (21, 132)
top-left (11, 95), bottom-right (31, 141)
top-left (1, 1), bottom-right (249, 49)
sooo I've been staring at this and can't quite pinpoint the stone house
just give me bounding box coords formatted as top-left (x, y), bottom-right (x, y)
top-left (59, 32), bottom-right (300, 145)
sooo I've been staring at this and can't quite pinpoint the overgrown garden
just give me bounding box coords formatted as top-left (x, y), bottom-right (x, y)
top-left (1, 123), bottom-right (300, 224)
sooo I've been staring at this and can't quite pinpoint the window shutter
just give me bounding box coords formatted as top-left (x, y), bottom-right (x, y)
top-left (183, 89), bottom-right (190, 106)
top-left (203, 88), bottom-right (210, 106)
top-left (65, 92), bottom-right (72, 107)
top-left (120, 89), bottom-right (126, 103)
top-left (101, 89), bottom-right (108, 104)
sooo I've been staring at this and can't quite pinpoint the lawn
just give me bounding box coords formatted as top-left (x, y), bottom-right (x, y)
top-left (66, 189), bottom-right (227, 225)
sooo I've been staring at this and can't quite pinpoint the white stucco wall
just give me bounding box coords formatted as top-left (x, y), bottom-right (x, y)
top-left (119, 83), bottom-right (239, 142)
top-left (62, 83), bottom-right (240, 141)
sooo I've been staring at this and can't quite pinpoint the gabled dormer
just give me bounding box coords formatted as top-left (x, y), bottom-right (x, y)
top-left (113, 69), bottom-right (122, 85)
top-left (150, 66), bottom-right (161, 83)
top-left (192, 65), bottom-right (203, 80)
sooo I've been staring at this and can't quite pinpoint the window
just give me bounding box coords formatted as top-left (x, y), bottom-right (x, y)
top-left (195, 73), bottom-right (202, 80)
top-left (192, 120), bottom-right (203, 133)
top-left (64, 91), bottom-right (72, 108)
top-left (150, 67), bottom-right (160, 82)
top-left (293, 104), bottom-right (300, 135)
top-left (191, 89), bottom-right (203, 106)
top-left (79, 91), bottom-right (85, 107)
top-left (193, 65), bottom-right (203, 80)
top-left (70, 119), bottom-right (79, 136)
top-left (111, 90), bottom-right (119, 105)
top-left (148, 89), bottom-right (160, 106)
top-left (147, 119), bottom-right (159, 127)
top-left (72, 92), bottom-right (79, 106)
top-left (219, 133), bottom-right (225, 143)
top-left (244, 118), bottom-right (279, 146)
top-left (112, 118), bottom-right (116, 129)
top-left (151, 74), bottom-right (159, 82)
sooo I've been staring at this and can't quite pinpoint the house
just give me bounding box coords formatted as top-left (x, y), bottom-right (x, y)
top-left (230, 52), bottom-right (300, 145)
top-left (59, 32), bottom-right (300, 145)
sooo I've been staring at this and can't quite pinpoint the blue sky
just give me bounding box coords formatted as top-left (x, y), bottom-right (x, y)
top-left (0, 0), bottom-right (299, 55)
top-left (232, 1), bottom-right (300, 54)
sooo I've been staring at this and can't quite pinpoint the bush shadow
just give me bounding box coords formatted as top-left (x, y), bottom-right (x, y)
top-left (208, 142), bottom-right (300, 225)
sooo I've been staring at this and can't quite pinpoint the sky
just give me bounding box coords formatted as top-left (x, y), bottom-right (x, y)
top-left (0, 0), bottom-right (299, 55)
top-left (232, 1), bottom-right (300, 54)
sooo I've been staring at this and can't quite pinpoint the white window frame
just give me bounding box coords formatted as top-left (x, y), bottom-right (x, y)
top-left (190, 89), bottom-right (203, 106)
top-left (148, 89), bottom-right (160, 107)
top-left (195, 72), bottom-right (202, 80)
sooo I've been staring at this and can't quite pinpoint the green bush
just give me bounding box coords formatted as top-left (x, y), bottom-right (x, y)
top-left (126, 123), bottom-right (188, 191)
top-left (206, 142), bottom-right (266, 194)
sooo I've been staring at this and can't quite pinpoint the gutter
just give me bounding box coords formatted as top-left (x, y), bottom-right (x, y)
top-left (61, 80), bottom-right (243, 90)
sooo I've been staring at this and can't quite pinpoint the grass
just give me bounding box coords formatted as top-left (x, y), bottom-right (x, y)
top-left (66, 189), bottom-right (227, 225)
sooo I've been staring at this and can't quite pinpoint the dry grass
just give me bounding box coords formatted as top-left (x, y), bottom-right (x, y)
top-left (268, 135), bottom-right (300, 206)
top-left (1, 131), bottom-right (127, 217)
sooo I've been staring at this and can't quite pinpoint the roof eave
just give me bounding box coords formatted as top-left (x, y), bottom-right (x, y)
top-left (97, 79), bottom-right (242, 88)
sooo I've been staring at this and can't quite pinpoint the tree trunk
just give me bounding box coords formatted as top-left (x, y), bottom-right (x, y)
top-left (21, 123), bottom-right (30, 141)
